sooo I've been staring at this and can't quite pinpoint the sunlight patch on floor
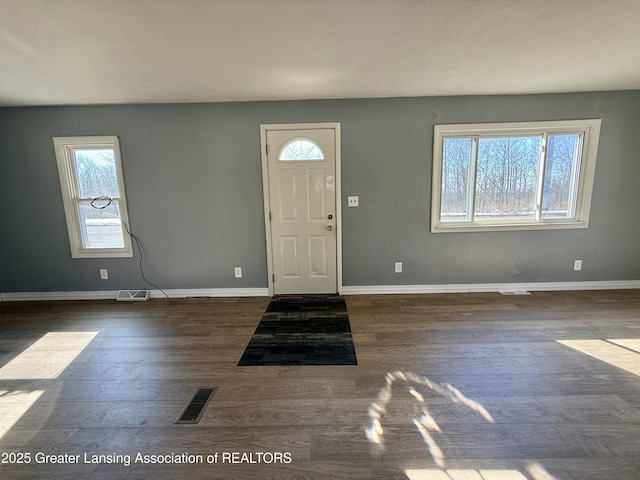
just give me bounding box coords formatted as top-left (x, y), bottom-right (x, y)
top-left (405, 469), bottom-right (527, 480)
top-left (557, 339), bottom-right (640, 376)
top-left (0, 390), bottom-right (44, 439)
top-left (0, 331), bottom-right (99, 379)
top-left (365, 371), bottom-right (493, 467)
top-left (405, 462), bottom-right (558, 480)
top-left (608, 338), bottom-right (640, 354)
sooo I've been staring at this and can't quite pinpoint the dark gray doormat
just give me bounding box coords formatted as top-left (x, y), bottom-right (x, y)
top-left (237, 296), bottom-right (357, 366)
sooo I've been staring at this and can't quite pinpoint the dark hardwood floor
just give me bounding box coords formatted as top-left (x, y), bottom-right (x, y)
top-left (0, 290), bottom-right (639, 479)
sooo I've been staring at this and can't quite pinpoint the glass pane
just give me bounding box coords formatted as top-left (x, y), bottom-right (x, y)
top-left (73, 148), bottom-right (119, 198)
top-left (440, 138), bottom-right (472, 222)
top-left (475, 136), bottom-right (541, 222)
top-left (279, 139), bottom-right (324, 161)
top-left (77, 200), bottom-right (125, 248)
top-left (541, 134), bottom-right (581, 218)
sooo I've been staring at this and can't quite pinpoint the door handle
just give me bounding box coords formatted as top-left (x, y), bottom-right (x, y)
top-left (327, 225), bottom-right (334, 231)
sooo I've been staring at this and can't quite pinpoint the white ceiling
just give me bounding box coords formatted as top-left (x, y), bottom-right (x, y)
top-left (1, 0), bottom-right (639, 106)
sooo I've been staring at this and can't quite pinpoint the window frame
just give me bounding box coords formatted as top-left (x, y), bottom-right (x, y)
top-left (431, 119), bottom-right (601, 233)
top-left (53, 135), bottom-right (133, 258)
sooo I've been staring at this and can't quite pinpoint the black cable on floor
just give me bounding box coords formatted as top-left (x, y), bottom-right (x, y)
top-left (91, 196), bottom-right (171, 300)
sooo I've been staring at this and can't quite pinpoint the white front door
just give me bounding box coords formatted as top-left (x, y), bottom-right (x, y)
top-left (262, 125), bottom-right (340, 295)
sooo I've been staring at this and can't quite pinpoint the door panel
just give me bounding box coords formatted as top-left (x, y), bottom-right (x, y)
top-left (280, 236), bottom-right (300, 278)
top-left (277, 169), bottom-right (297, 221)
top-left (309, 236), bottom-right (328, 277)
top-left (266, 128), bottom-right (337, 295)
top-left (307, 168), bottom-right (326, 221)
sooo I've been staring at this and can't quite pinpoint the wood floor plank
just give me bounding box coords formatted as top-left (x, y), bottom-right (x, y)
top-left (0, 290), bottom-right (639, 479)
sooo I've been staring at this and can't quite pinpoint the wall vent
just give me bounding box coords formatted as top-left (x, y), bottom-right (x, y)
top-left (116, 290), bottom-right (150, 301)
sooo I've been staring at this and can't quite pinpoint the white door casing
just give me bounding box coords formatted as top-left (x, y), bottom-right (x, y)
top-left (261, 123), bottom-right (341, 296)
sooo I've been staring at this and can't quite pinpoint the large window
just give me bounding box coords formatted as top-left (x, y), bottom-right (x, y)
top-left (53, 136), bottom-right (133, 258)
top-left (431, 119), bottom-right (601, 233)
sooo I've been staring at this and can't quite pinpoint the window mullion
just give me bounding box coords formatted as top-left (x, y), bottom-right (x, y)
top-left (534, 133), bottom-right (547, 222)
top-left (566, 133), bottom-right (584, 219)
top-left (467, 136), bottom-right (479, 223)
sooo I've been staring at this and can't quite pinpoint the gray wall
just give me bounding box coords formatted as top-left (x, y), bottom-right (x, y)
top-left (1, 92), bottom-right (639, 293)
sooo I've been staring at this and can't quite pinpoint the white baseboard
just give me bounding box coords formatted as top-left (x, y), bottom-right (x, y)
top-left (149, 288), bottom-right (269, 299)
top-left (342, 280), bottom-right (640, 295)
top-left (2, 281), bottom-right (638, 301)
top-left (0, 288), bottom-right (270, 302)
top-left (1, 290), bottom-right (120, 302)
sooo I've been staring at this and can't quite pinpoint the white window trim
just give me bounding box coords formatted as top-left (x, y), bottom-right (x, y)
top-left (53, 135), bottom-right (133, 258)
top-left (431, 119), bottom-right (602, 233)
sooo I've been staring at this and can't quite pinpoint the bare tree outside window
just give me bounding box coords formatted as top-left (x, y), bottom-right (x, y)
top-left (74, 149), bottom-right (119, 198)
top-left (542, 134), bottom-right (580, 218)
top-left (475, 136), bottom-right (540, 221)
top-left (72, 148), bottom-right (125, 248)
top-left (441, 138), bottom-right (471, 222)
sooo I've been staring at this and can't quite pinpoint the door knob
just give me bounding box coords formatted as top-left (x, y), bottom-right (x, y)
top-left (327, 225), bottom-right (334, 231)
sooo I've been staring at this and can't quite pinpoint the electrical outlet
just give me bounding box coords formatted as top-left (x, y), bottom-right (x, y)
top-left (348, 196), bottom-right (359, 207)
top-left (234, 267), bottom-right (242, 278)
top-left (574, 260), bottom-right (582, 271)
top-left (100, 269), bottom-right (108, 280)
top-left (394, 262), bottom-right (403, 273)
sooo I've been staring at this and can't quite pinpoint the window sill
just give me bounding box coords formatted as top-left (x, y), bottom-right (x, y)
top-left (70, 249), bottom-right (133, 259)
top-left (430, 221), bottom-right (588, 234)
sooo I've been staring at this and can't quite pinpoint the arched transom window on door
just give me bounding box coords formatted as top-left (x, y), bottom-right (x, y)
top-left (278, 138), bottom-right (325, 161)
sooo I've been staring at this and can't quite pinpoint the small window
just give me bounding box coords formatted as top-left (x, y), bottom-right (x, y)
top-left (53, 136), bottom-right (133, 258)
top-left (278, 138), bottom-right (324, 161)
top-left (431, 119), bottom-right (601, 233)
